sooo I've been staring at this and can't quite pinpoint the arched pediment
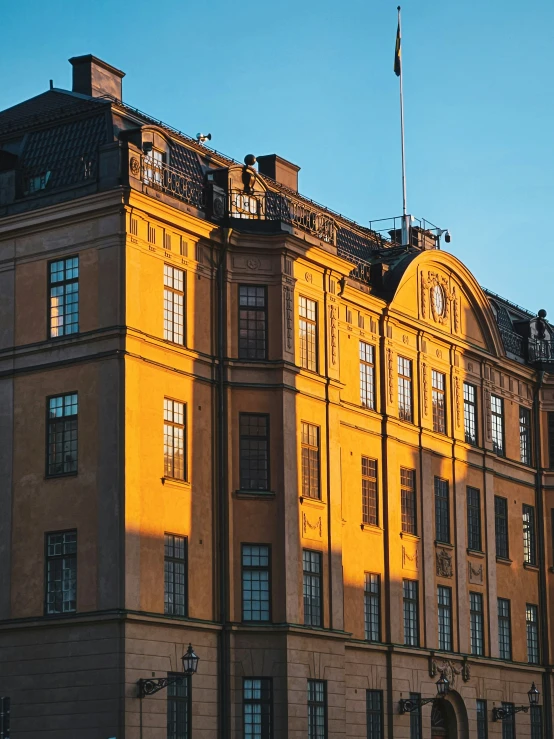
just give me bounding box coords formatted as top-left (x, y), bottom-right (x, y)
top-left (388, 250), bottom-right (505, 356)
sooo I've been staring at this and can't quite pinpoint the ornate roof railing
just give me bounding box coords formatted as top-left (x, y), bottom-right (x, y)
top-left (140, 155), bottom-right (205, 210)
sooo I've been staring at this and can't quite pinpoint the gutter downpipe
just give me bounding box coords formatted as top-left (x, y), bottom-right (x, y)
top-left (533, 369), bottom-right (552, 736)
top-left (217, 228), bottom-right (232, 739)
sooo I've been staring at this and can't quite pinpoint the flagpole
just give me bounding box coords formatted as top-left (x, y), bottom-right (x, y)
top-left (397, 5), bottom-right (409, 244)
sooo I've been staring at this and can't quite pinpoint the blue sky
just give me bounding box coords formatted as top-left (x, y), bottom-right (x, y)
top-left (2, 0), bottom-right (553, 312)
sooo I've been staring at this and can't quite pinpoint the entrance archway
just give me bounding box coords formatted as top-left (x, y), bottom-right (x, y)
top-left (431, 700), bottom-right (451, 737)
top-left (430, 690), bottom-right (470, 739)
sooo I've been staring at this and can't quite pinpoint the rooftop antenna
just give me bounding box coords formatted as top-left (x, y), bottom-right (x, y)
top-left (49, 79), bottom-right (53, 90)
top-left (395, 7), bottom-right (409, 246)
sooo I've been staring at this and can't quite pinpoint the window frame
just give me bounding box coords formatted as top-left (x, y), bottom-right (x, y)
top-left (530, 705), bottom-right (543, 739)
top-left (303, 549), bottom-right (323, 627)
top-left (362, 457), bottom-right (378, 526)
top-left (519, 405), bottom-right (532, 465)
top-left (403, 578), bottom-right (419, 647)
top-left (523, 504), bottom-right (537, 566)
top-left (526, 603), bottom-right (540, 664)
top-left (44, 529), bottom-right (77, 615)
top-left (238, 285), bottom-right (268, 360)
top-left (397, 356), bottom-right (413, 422)
top-left (366, 689), bottom-right (384, 739)
top-left (548, 412), bottom-right (554, 470)
top-left (401, 467), bottom-right (417, 535)
top-left (164, 398), bottom-right (186, 481)
top-left (409, 692), bottom-right (422, 739)
top-left (47, 256), bottom-right (79, 339)
top-left (45, 392), bottom-right (79, 478)
top-left (364, 572), bottom-right (381, 642)
top-left (497, 597), bottom-right (512, 661)
top-left (494, 496), bottom-right (509, 560)
top-left (243, 677), bottom-right (273, 739)
top-left (437, 585), bottom-right (452, 652)
top-left (167, 672), bottom-right (191, 739)
top-left (301, 422), bottom-right (321, 500)
top-left (241, 544), bottom-right (271, 623)
top-left (359, 341), bottom-right (376, 410)
top-left (463, 381), bottom-right (478, 446)
top-left (164, 533), bottom-right (188, 617)
top-left (501, 703), bottom-right (515, 739)
top-left (299, 295), bottom-right (318, 372)
top-left (307, 679), bottom-right (327, 739)
top-left (163, 264), bottom-right (186, 345)
top-left (476, 699), bottom-right (488, 739)
top-left (239, 413), bottom-right (270, 492)
top-left (467, 487), bottom-right (482, 552)
top-left (470, 591), bottom-right (484, 656)
top-left (0, 696), bottom-right (10, 739)
top-left (434, 477), bottom-right (450, 544)
top-left (432, 369), bottom-right (447, 434)
top-left (491, 394), bottom-right (505, 456)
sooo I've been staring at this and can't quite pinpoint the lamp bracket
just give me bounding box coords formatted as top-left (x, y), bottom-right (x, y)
top-left (399, 696), bottom-right (437, 714)
top-left (138, 675), bottom-right (187, 698)
top-left (492, 705), bottom-right (529, 722)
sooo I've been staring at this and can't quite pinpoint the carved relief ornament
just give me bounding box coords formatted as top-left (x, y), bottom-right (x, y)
top-left (436, 548), bottom-right (453, 578)
top-left (429, 657), bottom-right (470, 687)
top-left (329, 305), bottom-right (338, 365)
top-left (420, 271), bottom-right (458, 329)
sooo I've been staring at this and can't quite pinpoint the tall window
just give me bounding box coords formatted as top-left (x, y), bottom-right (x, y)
top-left (403, 579), bottom-right (419, 646)
top-left (301, 422), bottom-right (320, 499)
top-left (434, 477), bottom-right (450, 544)
top-left (47, 393), bottom-right (78, 476)
top-left (242, 545), bottom-right (270, 622)
top-left (432, 370), bottom-right (446, 433)
top-left (495, 496), bottom-right (509, 559)
top-left (467, 487), bottom-right (482, 552)
top-left (520, 406), bottom-right (532, 465)
top-left (299, 296), bottom-right (317, 371)
top-left (360, 342), bottom-right (375, 409)
top-left (497, 598), bottom-right (511, 660)
top-left (409, 693), bottom-right (422, 739)
top-left (526, 604), bottom-right (539, 664)
top-left (239, 285), bottom-right (267, 360)
top-left (523, 504), bottom-right (537, 565)
top-left (164, 399), bottom-right (185, 480)
top-left (49, 256), bottom-right (79, 337)
top-left (401, 468), bottom-right (417, 535)
top-left (476, 699), bottom-right (488, 739)
top-left (239, 414), bottom-right (270, 491)
top-left (366, 690), bottom-right (383, 739)
top-left (164, 534), bottom-right (187, 616)
top-left (397, 356), bottom-right (413, 422)
top-left (45, 530), bottom-right (77, 614)
top-left (501, 704), bottom-right (515, 739)
top-left (167, 673), bottom-right (191, 739)
top-left (243, 678), bottom-right (272, 739)
top-left (470, 592), bottom-right (484, 656)
top-left (303, 550), bottom-right (322, 627)
top-left (362, 457), bottom-right (378, 526)
top-left (307, 680), bottom-right (327, 739)
top-left (164, 265), bottom-right (185, 344)
top-left (364, 573), bottom-right (380, 642)
top-left (437, 586), bottom-right (452, 651)
top-left (0, 697), bottom-right (10, 739)
top-left (531, 705), bottom-right (543, 739)
top-left (463, 382), bottom-right (478, 445)
top-left (491, 394), bottom-right (504, 456)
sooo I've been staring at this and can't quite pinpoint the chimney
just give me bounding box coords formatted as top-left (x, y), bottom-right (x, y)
top-left (69, 55), bottom-right (125, 100)
top-left (257, 154), bottom-right (300, 192)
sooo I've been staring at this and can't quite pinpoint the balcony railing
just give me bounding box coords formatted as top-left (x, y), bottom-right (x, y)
top-left (529, 338), bottom-right (554, 363)
top-left (229, 189), bottom-right (336, 243)
top-left (141, 156), bottom-right (205, 210)
top-left (499, 327), bottom-right (525, 357)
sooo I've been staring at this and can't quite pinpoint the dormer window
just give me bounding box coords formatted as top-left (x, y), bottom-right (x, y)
top-left (144, 148), bottom-right (166, 186)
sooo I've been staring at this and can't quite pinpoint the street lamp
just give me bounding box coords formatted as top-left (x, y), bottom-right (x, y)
top-left (492, 683), bottom-right (540, 721)
top-left (399, 671), bottom-right (451, 714)
top-left (138, 643), bottom-right (200, 698)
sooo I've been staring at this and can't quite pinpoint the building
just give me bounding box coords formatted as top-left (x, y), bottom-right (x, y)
top-left (1, 54), bottom-right (554, 739)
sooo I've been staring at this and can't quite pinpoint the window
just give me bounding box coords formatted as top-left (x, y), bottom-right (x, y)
top-left (523, 504), bottom-right (536, 565)
top-left (548, 413), bottom-right (554, 469)
top-left (531, 705), bottom-right (543, 739)
top-left (360, 342), bottom-right (375, 409)
top-left (364, 573), bottom-right (380, 641)
top-left (299, 296), bottom-right (317, 371)
top-left (501, 703), bottom-right (515, 739)
top-left (401, 468), bottom-right (417, 535)
top-left (307, 680), bottom-right (327, 739)
top-left (467, 487), bottom-right (482, 552)
top-left (239, 286), bottom-right (267, 360)
top-left (526, 604), bottom-right (539, 664)
top-left (397, 356), bottom-right (413, 422)
top-left (476, 699), bottom-right (488, 739)
top-left (403, 579), bottom-right (419, 646)
top-left (491, 394), bottom-right (504, 456)
top-left (520, 406), bottom-right (532, 465)
top-left (145, 148), bottom-right (166, 185)
top-left (463, 382), bottom-right (478, 445)
top-left (0, 696), bottom-right (10, 739)
top-left (45, 530), bottom-right (77, 614)
top-left (495, 496), bottom-right (509, 559)
top-left (243, 678), bottom-right (272, 739)
top-left (303, 550), bottom-right (322, 627)
top-left (242, 545), bottom-right (270, 622)
top-left (47, 393), bottom-right (78, 476)
top-left (366, 690), bottom-right (383, 739)
top-left (164, 265), bottom-right (185, 344)
top-left (409, 693), bottom-right (422, 739)
top-left (437, 586), bottom-right (452, 651)
top-left (164, 534), bottom-right (187, 616)
top-left (239, 414), bottom-right (270, 491)
top-left (470, 592), bottom-right (484, 656)
top-left (497, 598), bottom-right (511, 660)
top-left (362, 457), bottom-right (378, 526)
top-left (301, 422), bottom-right (320, 499)
top-left (432, 370), bottom-right (446, 433)
top-left (434, 477), bottom-right (450, 544)
top-left (49, 257), bottom-right (79, 337)
top-left (164, 399), bottom-right (185, 480)
top-left (167, 673), bottom-right (191, 739)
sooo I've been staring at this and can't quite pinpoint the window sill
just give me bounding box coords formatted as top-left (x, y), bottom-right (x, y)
top-left (523, 563), bottom-right (539, 571)
top-left (435, 540), bottom-right (454, 549)
top-left (360, 523), bottom-right (383, 533)
top-left (235, 490), bottom-right (276, 499)
top-left (467, 549), bottom-right (486, 558)
top-left (299, 496), bottom-right (325, 507)
top-left (45, 471), bottom-right (78, 480)
top-left (400, 531), bottom-right (420, 542)
top-left (161, 476), bottom-right (189, 488)
top-left (496, 556), bottom-right (512, 566)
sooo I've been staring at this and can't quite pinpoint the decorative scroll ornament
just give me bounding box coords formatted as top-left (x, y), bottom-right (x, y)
top-left (468, 562), bottom-right (484, 584)
top-left (130, 157), bottom-right (140, 176)
top-left (429, 657), bottom-right (470, 687)
top-left (329, 305), bottom-right (338, 365)
top-left (436, 548), bottom-right (453, 578)
top-left (421, 271), bottom-right (457, 327)
top-left (422, 361), bottom-right (429, 415)
top-left (284, 286), bottom-right (293, 350)
top-left (402, 546), bottom-right (418, 571)
top-left (387, 348), bottom-right (394, 404)
top-left (303, 512), bottom-right (322, 538)
top-left (455, 376), bottom-right (461, 427)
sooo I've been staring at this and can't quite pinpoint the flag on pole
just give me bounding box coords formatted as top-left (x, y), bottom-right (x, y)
top-left (394, 17), bottom-right (401, 76)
